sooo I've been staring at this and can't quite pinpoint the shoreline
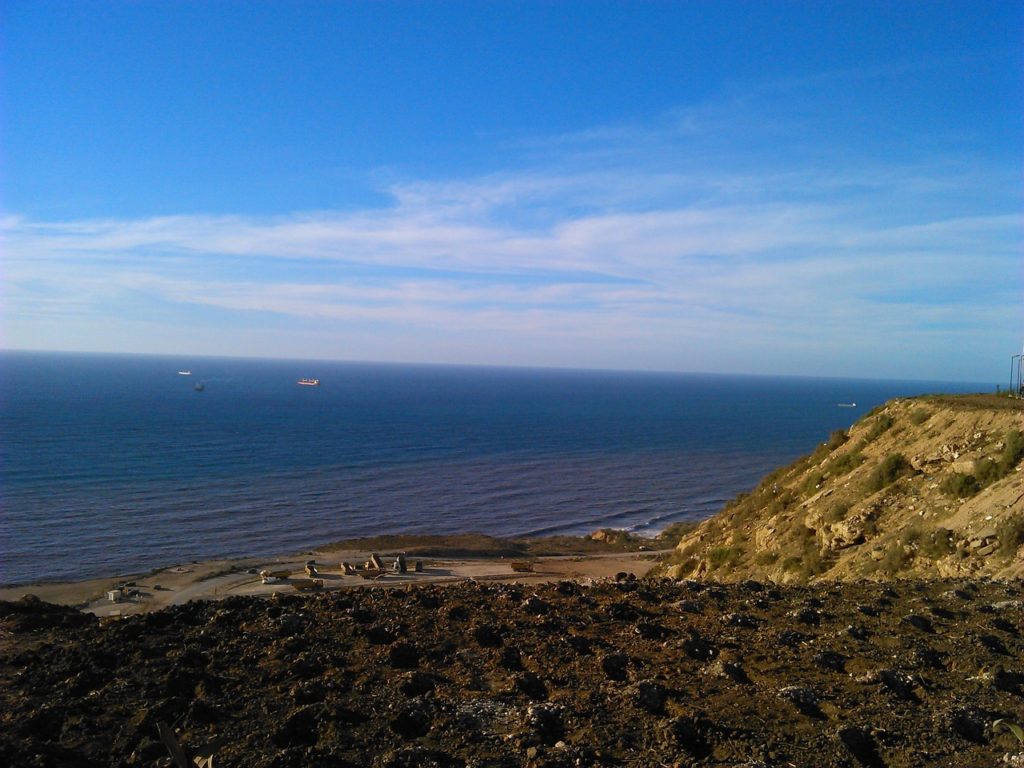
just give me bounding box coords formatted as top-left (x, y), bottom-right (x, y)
top-left (0, 533), bottom-right (674, 617)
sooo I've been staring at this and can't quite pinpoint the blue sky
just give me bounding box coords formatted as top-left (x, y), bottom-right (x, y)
top-left (2, 1), bottom-right (1021, 382)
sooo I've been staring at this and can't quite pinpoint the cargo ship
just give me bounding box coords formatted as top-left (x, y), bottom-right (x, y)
top-left (297, 378), bottom-right (320, 386)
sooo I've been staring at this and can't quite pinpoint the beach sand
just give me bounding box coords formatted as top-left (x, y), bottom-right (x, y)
top-left (0, 539), bottom-right (668, 618)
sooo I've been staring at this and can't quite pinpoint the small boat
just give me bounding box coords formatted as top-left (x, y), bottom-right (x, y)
top-left (194, 382), bottom-right (205, 392)
top-left (177, 370), bottom-right (192, 376)
top-left (297, 378), bottom-right (320, 386)
top-left (837, 402), bottom-right (856, 408)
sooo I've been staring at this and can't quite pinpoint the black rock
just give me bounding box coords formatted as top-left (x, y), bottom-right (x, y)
top-left (472, 623), bottom-right (504, 648)
top-left (601, 652), bottom-right (630, 681)
top-left (837, 725), bottom-right (884, 767)
top-left (388, 641), bottom-right (420, 669)
top-left (681, 633), bottom-right (717, 661)
top-left (878, 669), bottom-right (918, 702)
top-left (500, 645), bottom-right (523, 671)
top-left (950, 705), bottom-right (991, 743)
top-left (903, 614), bottom-right (935, 633)
top-left (723, 612), bottom-right (759, 629)
top-left (515, 671), bottom-right (549, 701)
top-left (813, 651), bottom-right (847, 673)
top-left (666, 714), bottom-right (712, 757)
top-left (521, 596), bottom-right (550, 616)
top-left (633, 679), bottom-right (668, 715)
top-left (399, 671), bottom-right (436, 697)
top-left (389, 701), bottom-right (432, 739)
top-left (526, 703), bottom-right (565, 745)
top-left (635, 620), bottom-right (670, 640)
top-left (272, 707), bottom-right (319, 748)
top-left (977, 633), bottom-right (1009, 654)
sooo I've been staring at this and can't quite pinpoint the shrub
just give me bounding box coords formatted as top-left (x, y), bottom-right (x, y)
top-left (797, 542), bottom-right (830, 580)
top-left (672, 556), bottom-right (699, 575)
top-left (824, 502), bottom-right (850, 523)
top-left (656, 521), bottom-right (699, 544)
top-left (766, 490), bottom-right (799, 516)
top-left (828, 451), bottom-right (865, 477)
top-left (941, 472), bottom-right (980, 498)
top-left (919, 527), bottom-right (955, 558)
top-left (972, 430), bottom-right (1024, 488)
top-left (827, 429), bottom-right (849, 450)
top-left (803, 471), bottom-right (825, 495)
top-left (866, 414), bottom-right (895, 441)
top-left (867, 453), bottom-right (912, 492)
top-left (780, 556), bottom-right (802, 573)
top-left (899, 526), bottom-right (922, 546)
top-left (909, 408), bottom-right (931, 425)
top-left (755, 551), bottom-right (779, 566)
top-left (999, 429), bottom-right (1024, 475)
top-left (997, 515), bottom-right (1024, 557)
top-left (866, 541), bottom-right (912, 574)
top-left (708, 547), bottom-right (741, 569)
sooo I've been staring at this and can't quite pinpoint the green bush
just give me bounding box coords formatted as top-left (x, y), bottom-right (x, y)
top-left (919, 527), bottom-right (955, 558)
top-left (656, 521), bottom-right (699, 544)
top-left (941, 472), bottom-right (980, 498)
top-left (909, 408), bottom-right (931, 425)
top-left (797, 543), bottom-right (830, 580)
top-left (780, 555), bottom-right (802, 573)
top-left (755, 551), bottom-right (779, 566)
top-left (867, 453), bottom-right (912, 492)
top-left (827, 429), bottom-right (849, 450)
top-left (866, 414), bottom-right (895, 441)
top-left (999, 429), bottom-right (1024, 475)
top-left (876, 541), bottom-right (912, 573)
top-left (972, 430), bottom-right (1024, 488)
top-left (824, 502), bottom-right (851, 523)
top-left (828, 451), bottom-right (865, 477)
top-left (997, 515), bottom-right (1024, 557)
top-left (707, 547), bottom-right (741, 569)
top-left (803, 471), bottom-right (825, 495)
top-left (898, 526), bottom-right (922, 547)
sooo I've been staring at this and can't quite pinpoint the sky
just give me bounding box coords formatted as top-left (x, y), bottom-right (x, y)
top-left (2, 1), bottom-right (1021, 383)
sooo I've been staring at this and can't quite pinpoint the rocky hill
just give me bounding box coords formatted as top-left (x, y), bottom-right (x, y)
top-left (666, 394), bottom-right (1023, 583)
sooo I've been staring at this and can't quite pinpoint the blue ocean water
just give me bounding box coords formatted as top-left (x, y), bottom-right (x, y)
top-left (0, 351), bottom-right (987, 585)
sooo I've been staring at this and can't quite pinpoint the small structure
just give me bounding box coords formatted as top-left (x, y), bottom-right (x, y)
top-left (368, 553), bottom-right (385, 571)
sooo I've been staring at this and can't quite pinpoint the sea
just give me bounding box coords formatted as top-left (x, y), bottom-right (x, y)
top-left (0, 351), bottom-right (989, 585)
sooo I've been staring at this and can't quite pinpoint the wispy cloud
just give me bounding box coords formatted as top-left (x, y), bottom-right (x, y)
top-left (3, 93), bottom-right (1020, 379)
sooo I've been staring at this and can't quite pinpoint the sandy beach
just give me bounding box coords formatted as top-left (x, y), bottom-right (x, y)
top-left (0, 537), bottom-right (669, 618)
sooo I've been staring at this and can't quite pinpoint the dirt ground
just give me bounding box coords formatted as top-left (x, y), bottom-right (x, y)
top-left (2, 575), bottom-right (1023, 767)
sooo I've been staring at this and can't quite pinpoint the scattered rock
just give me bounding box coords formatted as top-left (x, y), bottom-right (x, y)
top-left (526, 703), bottom-right (564, 745)
top-left (837, 725), bottom-right (885, 767)
top-left (777, 686), bottom-right (823, 717)
top-left (632, 679), bottom-right (668, 715)
top-left (600, 652), bottom-right (630, 681)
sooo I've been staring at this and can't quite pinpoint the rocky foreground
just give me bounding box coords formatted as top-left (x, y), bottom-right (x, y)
top-left (3, 577), bottom-right (1023, 767)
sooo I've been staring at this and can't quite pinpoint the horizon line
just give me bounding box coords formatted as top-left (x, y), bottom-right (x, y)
top-left (0, 346), bottom-right (996, 388)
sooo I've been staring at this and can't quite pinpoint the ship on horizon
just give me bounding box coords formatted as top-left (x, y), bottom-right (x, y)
top-left (297, 378), bottom-right (320, 387)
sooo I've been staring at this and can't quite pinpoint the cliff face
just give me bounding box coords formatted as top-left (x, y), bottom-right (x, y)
top-left (668, 394), bottom-right (1024, 583)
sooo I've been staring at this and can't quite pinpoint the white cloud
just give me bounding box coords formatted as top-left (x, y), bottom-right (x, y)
top-left (3, 103), bottom-right (1020, 381)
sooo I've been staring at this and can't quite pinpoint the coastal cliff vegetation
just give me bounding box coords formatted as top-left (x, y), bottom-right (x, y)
top-left (664, 394), bottom-right (1024, 583)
